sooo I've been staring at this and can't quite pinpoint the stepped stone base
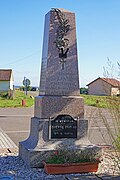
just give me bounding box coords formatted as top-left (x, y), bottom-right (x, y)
top-left (19, 117), bottom-right (101, 167)
top-left (19, 95), bottom-right (102, 167)
top-left (19, 143), bottom-right (101, 168)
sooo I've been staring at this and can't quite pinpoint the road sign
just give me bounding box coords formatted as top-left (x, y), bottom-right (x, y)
top-left (23, 79), bottom-right (30, 86)
top-left (23, 77), bottom-right (31, 95)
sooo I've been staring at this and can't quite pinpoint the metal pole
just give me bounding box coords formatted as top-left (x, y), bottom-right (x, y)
top-left (24, 77), bottom-right (26, 95)
top-left (25, 78), bottom-right (27, 96)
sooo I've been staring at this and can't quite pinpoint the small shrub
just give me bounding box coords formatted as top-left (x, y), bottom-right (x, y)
top-left (45, 145), bottom-right (101, 164)
top-left (0, 92), bottom-right (8, 99)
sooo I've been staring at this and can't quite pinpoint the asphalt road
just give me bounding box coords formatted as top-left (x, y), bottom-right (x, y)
top-left (0, 107), bottom-right (33, 146)
top-left (0, 104), bottom-right (116, 147)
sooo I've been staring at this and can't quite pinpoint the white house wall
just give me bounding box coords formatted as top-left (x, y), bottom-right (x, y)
top-left (10, 72), bottom-right (14, 90)
top-left (10, 79), bottom-right (14, 90)
top-left (88, 79), bottom-right (111, 96)
top-left (111, 87), bottom-right (120, 96)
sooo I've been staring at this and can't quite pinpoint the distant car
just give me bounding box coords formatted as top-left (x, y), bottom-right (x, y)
top-left (31, 87), bottom-right (36, 91)
top-left (80, 88), bottom-right (88, 94)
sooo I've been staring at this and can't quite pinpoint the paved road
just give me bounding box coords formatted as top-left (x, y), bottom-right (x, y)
top-left (0, 107), bottom-right (33, 146)
top-left (85, 105), bottom-right (117, 145)
top-left (0, 105), bottom-right (116, 147)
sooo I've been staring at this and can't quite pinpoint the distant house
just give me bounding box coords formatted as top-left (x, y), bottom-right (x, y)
top-left (0, 69), bottom-right (14, 94)
top-left (87, 77), bottom-right (120, 96)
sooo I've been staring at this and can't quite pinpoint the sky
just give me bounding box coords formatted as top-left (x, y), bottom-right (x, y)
top-left (0, 0), bottom-right (120, 87)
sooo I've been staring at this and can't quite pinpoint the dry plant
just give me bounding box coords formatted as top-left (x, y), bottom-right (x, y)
top-left (102, 59), bottom-right (120, 147)
top-left (87, 59), bottom-right (120, 175)
top-left (97, 59), bottom-right (120, 174)
top-left (97, 97), bottom-right (120, 150)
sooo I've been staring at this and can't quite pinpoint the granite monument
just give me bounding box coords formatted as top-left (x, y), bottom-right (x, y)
top-left (19, 8), bottom-right (101, 167)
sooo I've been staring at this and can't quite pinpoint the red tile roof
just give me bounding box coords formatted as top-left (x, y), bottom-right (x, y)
top-left (87, 77), bottom-right (120, 87)
top-left (0, 69), bottom-right (12, 81)
top-left (101, 78), bottom-right (120, 87)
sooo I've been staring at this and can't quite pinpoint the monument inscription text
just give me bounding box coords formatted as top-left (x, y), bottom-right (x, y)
top-left (50, 115), bottom-right (77, 138)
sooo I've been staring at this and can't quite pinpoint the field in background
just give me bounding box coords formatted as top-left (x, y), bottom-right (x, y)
top-left (0, 90), bottom-right (34, 107)
top-left (81, 94), bottom-right (119, 108)
top-left (0, 91), bottom-right (119, 108)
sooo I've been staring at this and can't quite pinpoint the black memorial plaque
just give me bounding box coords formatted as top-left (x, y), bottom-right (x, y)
top-left (50, 115), bottom-right (77, 139)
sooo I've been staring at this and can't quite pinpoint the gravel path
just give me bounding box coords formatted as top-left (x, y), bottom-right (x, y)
top-left (0, 148), bottom-right (120, 180)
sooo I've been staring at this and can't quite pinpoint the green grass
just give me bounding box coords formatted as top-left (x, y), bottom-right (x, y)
top-left (81, 94), bottom-right (119, 108)
top-left (0, 90), bottom-right (34, 107)
top-left (0, 91), bottom-right (119, 108)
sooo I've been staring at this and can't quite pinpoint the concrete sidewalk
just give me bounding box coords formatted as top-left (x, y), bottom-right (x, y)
top-left (0, 128), bottom-right (18, 153)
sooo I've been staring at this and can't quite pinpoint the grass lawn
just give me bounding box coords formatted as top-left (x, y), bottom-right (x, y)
top-left (0, 90), bottom-right (34, 107)
top-left (0, 90), bottom-right (119, 108)
top-left (81, 94), bottom-right (119, 108)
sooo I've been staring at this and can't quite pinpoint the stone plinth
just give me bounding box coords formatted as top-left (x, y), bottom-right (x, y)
top-left (34, 95), bottom-right (84, 119)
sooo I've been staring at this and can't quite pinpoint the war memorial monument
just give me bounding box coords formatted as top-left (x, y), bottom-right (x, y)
top-left (19, 8), bottom-right (101, 167)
